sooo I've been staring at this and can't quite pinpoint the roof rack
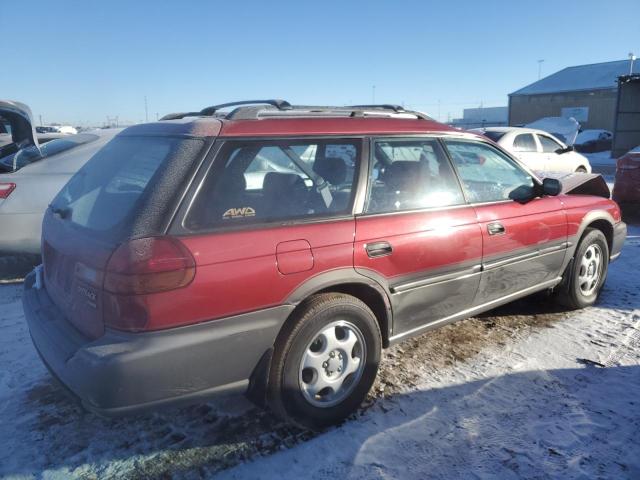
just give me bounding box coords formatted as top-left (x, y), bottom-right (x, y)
top-left (160, 100), bottom-right (434, 122)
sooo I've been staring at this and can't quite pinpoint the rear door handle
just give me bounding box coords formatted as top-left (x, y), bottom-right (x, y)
top-left (365, 241), bottom-right (393, 258)
top-left (487, 222), bottom-right (506, 236)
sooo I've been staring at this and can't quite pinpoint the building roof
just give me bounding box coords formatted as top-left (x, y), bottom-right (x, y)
top-left (510, 59), bottom-right (640, 96)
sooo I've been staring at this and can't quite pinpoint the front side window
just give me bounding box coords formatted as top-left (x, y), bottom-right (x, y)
top-left (513, 133), bottom-right (537, 152)
top-left (445, 140), bottom-right (535, 203)
top-left (538, 134), bottom-right (562, 153)
top-left (365, 139), bottom-right (465, 213)
top-left (185, 139), bottom-right (360, 229)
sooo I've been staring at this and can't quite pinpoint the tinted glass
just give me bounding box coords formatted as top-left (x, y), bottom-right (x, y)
top-left (366, 139), bottom-right (465, 213)
top-left (0, 133), bottom-right (99, 172)
top-left (482, 131), bottom-right (506, 142)
top-left (513, 133), bottom-right (537, 152)
top-left (53, 136), bottom-right (201, 231)
top-left (538, 135), bottom-right (562, 153)
top-left (186, 139), bottom-right (360, 229)
top-left (445, 140), bottom-right (534, 203)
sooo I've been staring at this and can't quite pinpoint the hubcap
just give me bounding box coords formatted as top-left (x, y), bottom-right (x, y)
top-left (298, 320), bottom-right (366, 408)
top-left (578, 244), bottom-right (603, 297)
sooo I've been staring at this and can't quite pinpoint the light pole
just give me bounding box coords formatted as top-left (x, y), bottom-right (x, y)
top-left (372, 85), bottom-right (376, 104)
top-left (537, 59), bottom-right (545, 80)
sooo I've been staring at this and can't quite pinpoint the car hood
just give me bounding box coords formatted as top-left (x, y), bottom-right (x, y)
top-left (538, 171), bottom-right (610, 199)
top-left (0, 100), bottom-right (40, 150)
top-left (526, 116), bottom-right (580, 146)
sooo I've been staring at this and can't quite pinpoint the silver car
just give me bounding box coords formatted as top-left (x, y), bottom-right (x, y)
top-left (0, 100), bottom-right (119, 254)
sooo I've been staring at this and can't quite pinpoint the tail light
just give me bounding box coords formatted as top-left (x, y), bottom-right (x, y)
top-left (0, 183), bottom-right (16, 199)
top-left (103, 237), bottom-right (196, 331)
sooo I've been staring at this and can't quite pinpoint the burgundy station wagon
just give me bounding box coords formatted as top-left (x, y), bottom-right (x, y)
top-left (23, 101), bottom-right (626, 428)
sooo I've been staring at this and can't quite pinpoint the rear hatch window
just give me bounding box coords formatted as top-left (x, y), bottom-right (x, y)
top-left (44, 134), bottom-right (205, 339)
top-left (481, 131), bottom-right (506, 143)
top-left (52, 135), bottom-right (197, 232)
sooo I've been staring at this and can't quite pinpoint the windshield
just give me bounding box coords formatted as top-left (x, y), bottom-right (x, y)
top-left (0, 133), bottom-right (99, 173)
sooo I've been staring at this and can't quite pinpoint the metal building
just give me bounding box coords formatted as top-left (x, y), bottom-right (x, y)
top-left (612, 74), bottom-right (640, 157)
top-left (509, 59), bottom-right (640, 130)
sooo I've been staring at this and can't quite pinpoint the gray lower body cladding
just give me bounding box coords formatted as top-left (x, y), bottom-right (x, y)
top-left (23, 272), bottom-right (293, 416)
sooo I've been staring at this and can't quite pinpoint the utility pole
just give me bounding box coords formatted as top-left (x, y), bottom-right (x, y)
top-left (39, 115), bottom-right (43, 126)
top-left (537, 59), bottom-right (545, 80)
top-left (144, 96), bottom-right (149, 123)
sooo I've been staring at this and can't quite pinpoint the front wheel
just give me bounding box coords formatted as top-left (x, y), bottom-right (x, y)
top-left (556, 228), bottom-right (609, 309)
top-left (268, 293), bottom-right (381, 430)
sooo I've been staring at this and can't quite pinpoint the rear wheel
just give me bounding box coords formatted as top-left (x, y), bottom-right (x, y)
top-left (268, 293), bottom-right (381, 430)
top-left (575, 166), bottom-right (588, 173)
top-left (556, 228), bottom-right (609, 309)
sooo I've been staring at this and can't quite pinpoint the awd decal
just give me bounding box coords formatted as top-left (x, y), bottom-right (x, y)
top-left (223, 207), bottom-right (256, 219)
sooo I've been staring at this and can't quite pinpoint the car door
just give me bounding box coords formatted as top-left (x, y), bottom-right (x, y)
top-left (173, 137), bottom-right (363, 324)
top-left (537, 133), bottom-right (569, 173)
top-left (443, 138), bottom-right (568, 306)
top-left (511, 132), bottom-right (545, 172)
top-left (354, 137), bottom-right (483, 340)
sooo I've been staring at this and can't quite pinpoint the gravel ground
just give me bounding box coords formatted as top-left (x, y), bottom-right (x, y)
top-left (0, 226), bottom-right (638, 479)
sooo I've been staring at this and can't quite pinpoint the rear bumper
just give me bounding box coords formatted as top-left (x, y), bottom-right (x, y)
top-left (23, 272), bottom-right (293, 416)
top-left (610, 221), bottom-right (627, 261)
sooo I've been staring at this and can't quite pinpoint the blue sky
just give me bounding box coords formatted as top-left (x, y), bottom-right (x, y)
top-left (3, 0), bottom-right (639, 126)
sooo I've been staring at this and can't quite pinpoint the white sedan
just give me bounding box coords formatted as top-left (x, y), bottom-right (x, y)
top-left (0, 100), bottom-right (119, 254)
top-left (470, 127), bottom-right (592, 174)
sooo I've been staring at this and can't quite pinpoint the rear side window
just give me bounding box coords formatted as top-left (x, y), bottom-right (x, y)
top-left (366, 139), bottom-right (465, 213)
top-left (186, 139), bottom-right (360, 230)
top-left (445, 140), bottom-right (534, 203)
top-left (53, 136), bottom-right (202, 231)
top-left (513, 134), bottom-right (537, 152)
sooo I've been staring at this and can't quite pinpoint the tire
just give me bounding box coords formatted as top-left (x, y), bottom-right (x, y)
top-left (268, 293), bottom-right (381, 430)
top-left (556, 228), bottom-right (609, 309)
top-left (575, 166), bottom-right (588, 173)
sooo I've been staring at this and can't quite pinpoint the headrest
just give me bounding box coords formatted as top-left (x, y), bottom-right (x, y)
top-left (263, 172), bottom-right (305, 196)
top-left (384, 161), bottom-right (421, 191)
top-left (217, 168), bottom-right (246, 193)
top-left (313, 157), bottom-right (347, 185)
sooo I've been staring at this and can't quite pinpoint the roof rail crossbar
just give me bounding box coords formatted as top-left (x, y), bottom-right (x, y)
top-left (200, 99), bottom-right (292, 117)
top-left (349, 104), bottom-right (406, 112)
top-left (348, 104), bottom-right (433, 121)
top-left (159, 111), bottom-right (201, 121)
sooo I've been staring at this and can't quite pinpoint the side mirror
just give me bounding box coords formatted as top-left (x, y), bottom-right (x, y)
top-left (554, 145), bottom-right (574, 154)
top-left (509, 184), bottom-right (536, 203)
top-left (542, 178), bottom-right (562, 196)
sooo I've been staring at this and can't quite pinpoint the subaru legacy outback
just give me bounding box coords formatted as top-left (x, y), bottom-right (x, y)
top-left (24, 100), bottom-right (626, 429)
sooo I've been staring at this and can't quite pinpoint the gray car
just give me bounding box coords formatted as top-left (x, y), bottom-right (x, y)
top-left (0, 100), bottom-right (119, 254)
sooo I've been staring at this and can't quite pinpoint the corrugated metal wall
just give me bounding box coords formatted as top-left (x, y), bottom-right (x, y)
top-left (612, 77), bottom-right (640, 157)
top-left (508, 89), bottom-right (617, 130)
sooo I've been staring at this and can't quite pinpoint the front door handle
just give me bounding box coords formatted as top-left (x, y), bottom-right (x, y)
top-left (487, 222), bottom-right (506, 236)
top-left (365, 241), bottom-right (393, 258)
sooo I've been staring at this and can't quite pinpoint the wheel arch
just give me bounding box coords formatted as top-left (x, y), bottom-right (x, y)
top-left (283, 269), bottom-right (393, 348)
top-left (246, 270), bottom-right (393, 407)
